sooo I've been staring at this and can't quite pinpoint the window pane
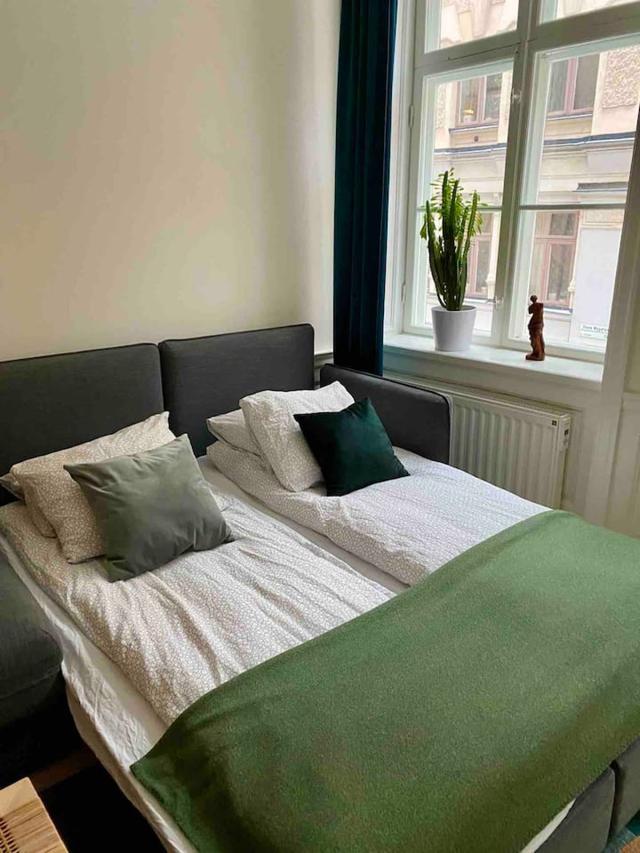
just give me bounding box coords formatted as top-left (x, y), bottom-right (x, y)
top-left (412, 66), bottom-right (512, 335)
top-left (421, 212), bottom-right (500, 335)
top-left (515, 209), bottom-right (624, 350)
top-left (541, 0), bottom-right (638, 23)
top-left (433, 70), bottom-right (512, 201)
top-left (533, 44), bottom-right (640, 205)
top-left (426, 0), bottom-right (517, 52)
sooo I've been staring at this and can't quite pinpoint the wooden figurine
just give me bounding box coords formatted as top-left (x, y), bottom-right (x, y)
top-left (526, 294), bottom-right (545, 362)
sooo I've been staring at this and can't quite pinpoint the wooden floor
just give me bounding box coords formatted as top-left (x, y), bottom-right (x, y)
top-left (40, 764), bottom-right (163, 852)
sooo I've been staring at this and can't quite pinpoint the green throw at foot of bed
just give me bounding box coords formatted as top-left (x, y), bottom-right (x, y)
top-left (132, 511), bottom-right (640, 853)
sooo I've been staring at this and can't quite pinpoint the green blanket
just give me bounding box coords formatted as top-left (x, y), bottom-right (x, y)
top-left (132, 512), bottom-right (640, 852)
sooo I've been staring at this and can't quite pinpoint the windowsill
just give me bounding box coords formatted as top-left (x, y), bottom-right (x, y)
top-left (384, 332), bottom-right (603, 389)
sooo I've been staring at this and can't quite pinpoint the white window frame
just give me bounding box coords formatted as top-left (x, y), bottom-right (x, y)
top-left (389, 0), bottom-right (640, 364)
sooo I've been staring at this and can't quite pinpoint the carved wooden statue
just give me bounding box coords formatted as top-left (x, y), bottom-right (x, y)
top-left (526, 295), bottom-right (545, 361)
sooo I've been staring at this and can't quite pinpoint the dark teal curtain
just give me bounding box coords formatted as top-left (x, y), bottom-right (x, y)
top-left (333, 0), bottom-right (397, 375)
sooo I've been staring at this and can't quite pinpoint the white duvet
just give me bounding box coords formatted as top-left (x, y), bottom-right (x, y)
top-left (0, 496), bottom-right (390, 726)
top-left (208, 442), bottom-right (545, 586)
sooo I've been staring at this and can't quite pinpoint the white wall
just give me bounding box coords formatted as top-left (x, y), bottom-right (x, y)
top-left (0, 0), bottom-right (339, 360)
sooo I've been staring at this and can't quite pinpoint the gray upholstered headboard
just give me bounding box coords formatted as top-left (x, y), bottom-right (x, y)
top-left (0, 344), bottom-right (164, 505)
top-left (320, 364), bottom-right (451, 464)
top-left (160, 324), bottom-right (315, 457)
top-left (0, 324), bottom-right (450, 506)
top-left (0, 325), bottom-right (315, 502)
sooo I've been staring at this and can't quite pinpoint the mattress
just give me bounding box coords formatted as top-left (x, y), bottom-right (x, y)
top-left (0, 462), bottom-right (572, 853)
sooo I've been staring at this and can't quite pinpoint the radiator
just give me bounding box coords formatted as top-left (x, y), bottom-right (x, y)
top-left (441, 387), bottom-right (571, 507)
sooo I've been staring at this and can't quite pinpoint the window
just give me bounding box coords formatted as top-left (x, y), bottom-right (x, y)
top-left (547, 56), bottom-right (599, 115)
top-left (414, 66), bottom-right (511, 335)
top-left (457, 74), bottom-right (503, 125)
top-left (396, 0), bottom-right (640, 360)
top-left (530, 213), bottom-right (578, 308)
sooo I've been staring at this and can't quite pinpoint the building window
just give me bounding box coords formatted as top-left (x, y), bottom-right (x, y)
top-left (530, 213), bottom-right (578, 309)
top-left (457, 74), bottom-right (503, 126)
top-left (547, 55), bottom-right (599, 116)
top-left (395, 0), bottom-right (640, 359)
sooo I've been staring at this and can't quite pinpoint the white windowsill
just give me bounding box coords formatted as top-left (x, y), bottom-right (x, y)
top-left (384, 333), bottom-right (604, 390)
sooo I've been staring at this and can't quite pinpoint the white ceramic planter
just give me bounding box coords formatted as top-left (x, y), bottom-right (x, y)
top-left (431, 305), bottom-right (476, 352)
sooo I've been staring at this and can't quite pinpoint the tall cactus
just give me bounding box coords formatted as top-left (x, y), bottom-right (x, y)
top-left (419, 170), bottom-right (482, 311)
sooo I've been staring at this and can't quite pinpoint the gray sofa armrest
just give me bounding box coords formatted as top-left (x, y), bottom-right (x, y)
top-left (319, 365), bottom-right (451, 464)
top-left (0, 554), bottom-right (62, 728)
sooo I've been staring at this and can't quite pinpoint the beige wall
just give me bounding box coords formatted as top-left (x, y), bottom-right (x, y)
top-left (0, 0), bottom-right (338, 360)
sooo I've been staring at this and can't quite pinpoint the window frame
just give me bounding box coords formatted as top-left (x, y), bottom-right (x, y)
top-left (390, 0), bottom-right (640, 364)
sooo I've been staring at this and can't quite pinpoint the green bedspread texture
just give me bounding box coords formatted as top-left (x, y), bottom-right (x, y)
top-left (132, 511), bottom-right (640, 852)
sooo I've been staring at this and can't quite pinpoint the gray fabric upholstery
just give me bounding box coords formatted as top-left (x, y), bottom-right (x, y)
top-left (0, 558), bottom-right (78, 784)
top-left (538, 768), bottom-right (615, 853)
top-left (319, 364), bottom-right (451, 464)
top-left (160, 325), bottom-right (315, 458)
top-left (610, 737), bottom-right (640, 836)
top-left (0, 343), bottom-right (164, 505)
top-left (0, 554), bottom-right (62, 728)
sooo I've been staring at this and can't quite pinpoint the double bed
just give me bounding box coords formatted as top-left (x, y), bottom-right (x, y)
top-left (0, 323), bottom-right (636, 852)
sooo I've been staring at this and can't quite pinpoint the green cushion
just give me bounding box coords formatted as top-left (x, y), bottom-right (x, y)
top-left (294, 398), bottom-right (409, 496)
top-left (65, 435), bottom-right (231, 581)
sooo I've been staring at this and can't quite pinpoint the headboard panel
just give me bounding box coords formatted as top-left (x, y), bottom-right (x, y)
top-left (160, 324), bottom-right (315, 457)
top-left (320, 364), bottom-right (451, 464)
top-left (0, 344), bottom-right (163, 505)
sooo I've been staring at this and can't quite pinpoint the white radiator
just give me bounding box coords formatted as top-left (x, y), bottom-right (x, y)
top-left (421, 384), bottom-right (571, 508)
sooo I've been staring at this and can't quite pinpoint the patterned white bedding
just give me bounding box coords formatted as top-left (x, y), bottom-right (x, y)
top-left (208, 442), bottom-right (545, 586)
top-left (0, 496), bottom-right (391, 726)
top-left (0, 469), bottom-right (572, 853)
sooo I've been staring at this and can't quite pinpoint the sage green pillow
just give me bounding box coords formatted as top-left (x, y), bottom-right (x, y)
top-left (65, 435), bottom-right (231, 581)
top-left (294, 398), bottom-right (409, 497)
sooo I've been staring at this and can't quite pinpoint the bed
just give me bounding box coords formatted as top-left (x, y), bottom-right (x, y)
top-left (0, 324), bottom-right (634, 852)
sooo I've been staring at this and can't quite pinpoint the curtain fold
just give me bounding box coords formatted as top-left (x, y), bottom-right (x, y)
top-left (333, 0), bottom-right (397, 376)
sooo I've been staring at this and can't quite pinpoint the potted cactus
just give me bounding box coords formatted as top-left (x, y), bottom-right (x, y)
top-left (420, 169), bottom-right (482, 352)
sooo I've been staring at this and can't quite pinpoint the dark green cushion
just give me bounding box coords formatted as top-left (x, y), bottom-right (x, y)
top-left (294, 398), bottom-right (409, 496)
top-left (65, 435), bottom-right (231, 581)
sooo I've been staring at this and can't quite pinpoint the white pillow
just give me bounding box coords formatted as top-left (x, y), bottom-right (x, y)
top-left (206, 409), bottom-right (262, 458)
top-left (11, 412), bottom-right (175, 562)
top-left (240, 382), bottom-right (354, 492)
